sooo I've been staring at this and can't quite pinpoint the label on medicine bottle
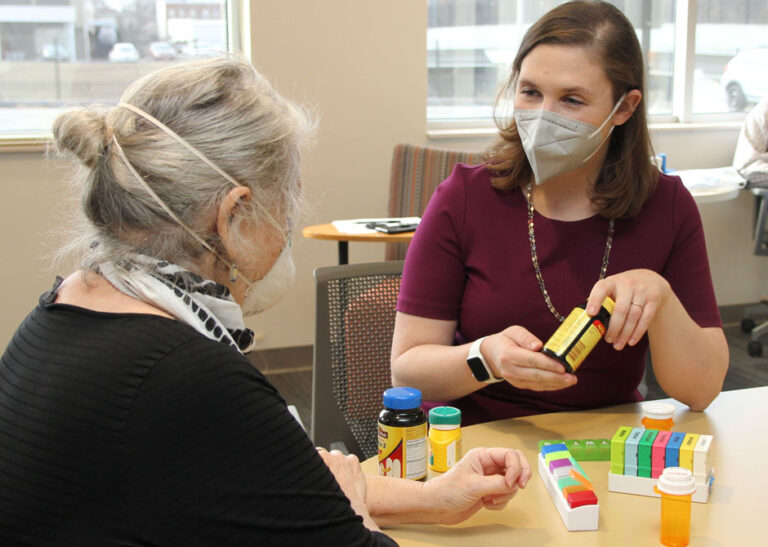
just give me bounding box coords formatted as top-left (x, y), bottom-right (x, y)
top-left (378, 422), bottom-right (427, 480)
top-left (542, 297), bottom-right (614, 373)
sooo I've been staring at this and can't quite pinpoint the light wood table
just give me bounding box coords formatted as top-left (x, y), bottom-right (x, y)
top-left (302, 223), bottom-right (415, 264)
top-left (361, 387), bottom-right (767, 546)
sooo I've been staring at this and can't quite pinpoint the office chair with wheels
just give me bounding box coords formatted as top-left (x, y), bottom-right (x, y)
top-left (741, 188), bottom-right (768, 356)
top-left (312, 261), bottom-right (403, 459)
top-left (386, 143), bottom-right (483, 260)
top-left (732, 99), bottom-right (768, 357)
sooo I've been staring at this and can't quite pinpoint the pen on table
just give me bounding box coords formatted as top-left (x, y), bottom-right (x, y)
top-left (352, 219), bottom-right (401, 224)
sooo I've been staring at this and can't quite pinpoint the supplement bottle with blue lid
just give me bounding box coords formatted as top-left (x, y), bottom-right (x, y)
top-left (377, 387), bottom-right (427, 481)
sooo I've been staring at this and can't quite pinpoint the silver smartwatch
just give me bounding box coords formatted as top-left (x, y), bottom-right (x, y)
top-left (466, 336), bottom-right (502, 383)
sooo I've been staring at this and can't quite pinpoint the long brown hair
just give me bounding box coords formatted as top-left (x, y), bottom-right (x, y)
top-left (485, 0), bottom-right (657, 219)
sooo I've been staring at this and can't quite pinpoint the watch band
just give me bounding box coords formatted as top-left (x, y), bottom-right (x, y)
top-left (466, 336), bottom-right (502, 383)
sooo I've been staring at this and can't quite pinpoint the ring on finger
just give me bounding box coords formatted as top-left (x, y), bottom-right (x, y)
top-left (631, 302), bottom-right (643, 308)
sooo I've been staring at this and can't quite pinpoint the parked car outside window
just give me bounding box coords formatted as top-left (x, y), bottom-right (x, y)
top-left (179, 41), bottom-right (224, 58)
top-left (720, 47), bottom-right (768, 112)
top-left (41, 44), bottom-right (69, 61)
top-left (148, 42), bottom-right (177, 61)
top-left (108, 42), bottom-right (140, 63)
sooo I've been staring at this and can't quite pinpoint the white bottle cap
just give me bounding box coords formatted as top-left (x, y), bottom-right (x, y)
top-left (657, 467), bottom-right (696, 496)
top-left (642, 401), bottom-right (676, 421)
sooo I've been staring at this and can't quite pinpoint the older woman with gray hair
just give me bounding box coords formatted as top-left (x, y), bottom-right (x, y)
top-left (0, 57), bottom-right (530, 545)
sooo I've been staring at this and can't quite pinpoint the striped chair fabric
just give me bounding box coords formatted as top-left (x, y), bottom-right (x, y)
top-left (386, 143), bottom-right (483, 260)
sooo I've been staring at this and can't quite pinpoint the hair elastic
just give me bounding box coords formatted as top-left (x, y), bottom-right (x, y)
top-left (110, 134), bottom-right (253, 285)
top-left (115, 101), bottom-right (284, 235)
top-left (117, 102), bottom-right (245, 190)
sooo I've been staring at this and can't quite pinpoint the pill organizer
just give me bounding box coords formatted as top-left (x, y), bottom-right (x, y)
top-left (538, 443), bottom-right (599, 531)
top-left (608, 426), bottom-right (714, 503)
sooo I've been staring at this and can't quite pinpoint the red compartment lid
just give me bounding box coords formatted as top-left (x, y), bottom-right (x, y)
top-left (566, 489), bottom-right (598, 508)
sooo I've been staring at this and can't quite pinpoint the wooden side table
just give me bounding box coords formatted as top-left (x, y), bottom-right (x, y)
top-left (302, 223), bottom-right (415, 264)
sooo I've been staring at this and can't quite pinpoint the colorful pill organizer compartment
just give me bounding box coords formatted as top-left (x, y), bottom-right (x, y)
top-left (608, 426), bottom-right (714, 503)
top-left (538, 443), bottom-right (599, 531)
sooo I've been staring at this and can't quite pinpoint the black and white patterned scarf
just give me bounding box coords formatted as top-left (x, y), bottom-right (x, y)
top-left (99, 254), bottom-right (254, 353)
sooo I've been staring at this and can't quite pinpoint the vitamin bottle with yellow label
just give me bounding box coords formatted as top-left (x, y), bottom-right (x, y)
top-left (542, 297), bottom-right (614, 373)
top-left (377, 387), bottom-right (427, 481)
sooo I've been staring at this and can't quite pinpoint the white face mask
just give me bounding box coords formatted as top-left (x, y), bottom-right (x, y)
top-left (239, 240), bottom-right (296, 316)
top-left (514, 93), bottom-right (627, 185)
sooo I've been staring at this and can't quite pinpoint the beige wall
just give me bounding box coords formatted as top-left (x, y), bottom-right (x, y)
top-left (0, 153), bottom-right (67, 339)
top-left (1, 0), bottom-right (766, 350)
top-left (242, 0), bottom-right (428, 349)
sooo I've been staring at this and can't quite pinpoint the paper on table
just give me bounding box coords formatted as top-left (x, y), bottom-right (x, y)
top-left (675, 166), bottom-right (747, 192)
top-left (332, 217), bottom-right (421, 235)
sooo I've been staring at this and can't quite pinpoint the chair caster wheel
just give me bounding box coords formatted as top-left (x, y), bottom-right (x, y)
top-left (741, 318), bottom-right (755, 333)
top-left (747, 340), bottom-right (763, 357)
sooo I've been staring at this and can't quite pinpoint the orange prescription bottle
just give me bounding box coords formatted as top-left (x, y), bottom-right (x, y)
top-left (641, 401), bottom-right (676, 431)
top-left (428, 406), bottom-right (462, 472)
top-left (654, 467), bottom-right (696, 547)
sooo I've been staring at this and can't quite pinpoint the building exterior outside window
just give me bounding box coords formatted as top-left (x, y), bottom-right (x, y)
top-left (0, 0), bottom-right (229, 135)
top-left (428, 0), bottom-right (768, 123)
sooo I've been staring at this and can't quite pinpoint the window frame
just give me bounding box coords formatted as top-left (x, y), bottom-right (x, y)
top-left (0, 0), bottom-right (246, 153)
top-left (426, 0), bottom-right (749, 138)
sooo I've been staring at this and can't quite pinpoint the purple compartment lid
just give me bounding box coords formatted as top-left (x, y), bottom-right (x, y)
top-left (549, 458), bottom-right (573, 473)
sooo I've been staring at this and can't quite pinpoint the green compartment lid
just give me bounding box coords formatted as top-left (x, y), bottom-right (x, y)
top-left (429, 406), bottom-right (461, 425)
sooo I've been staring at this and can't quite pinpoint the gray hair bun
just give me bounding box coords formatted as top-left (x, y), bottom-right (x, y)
top-left (53, 108), bottom-right (112, 169)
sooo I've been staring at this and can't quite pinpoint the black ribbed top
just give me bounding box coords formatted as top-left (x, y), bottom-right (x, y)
top-left (0, 284), bottom-right (396, 546)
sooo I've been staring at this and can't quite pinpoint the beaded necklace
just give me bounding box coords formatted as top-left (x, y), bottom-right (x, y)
top-left (525, 182), bottom-right (614, 322)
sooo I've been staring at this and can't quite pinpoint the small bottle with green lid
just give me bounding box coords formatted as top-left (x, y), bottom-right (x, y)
top-left (428, 406), bottom-right (462, 473)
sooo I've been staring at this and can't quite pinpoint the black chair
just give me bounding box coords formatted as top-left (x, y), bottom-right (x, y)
top-left (311, 261), bottom-right (403, 458)
top-left (741, 188), bottom-right (768, 356)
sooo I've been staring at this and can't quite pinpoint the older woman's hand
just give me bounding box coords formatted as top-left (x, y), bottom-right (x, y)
top-left (482, 327), bottom-right (577, 391)
top-left (586, 269), bottom-right (672, 351)
top-left (422, 447), bottom-right (531, 524)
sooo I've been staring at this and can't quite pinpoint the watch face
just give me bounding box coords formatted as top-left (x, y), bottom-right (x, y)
top-left (467, 356), bottom-right (491, 382)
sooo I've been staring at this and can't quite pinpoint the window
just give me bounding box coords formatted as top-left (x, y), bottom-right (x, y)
top-left (0, 0), bottom-right (235, 138)
top-left (427, 0), bottom-right (767, 125)
top-left (694, 1), bottom-right (768, 114)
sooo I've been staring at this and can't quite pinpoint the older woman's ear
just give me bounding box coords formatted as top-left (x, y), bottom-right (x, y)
top-left (216, 186), bottom-right (252, 256)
